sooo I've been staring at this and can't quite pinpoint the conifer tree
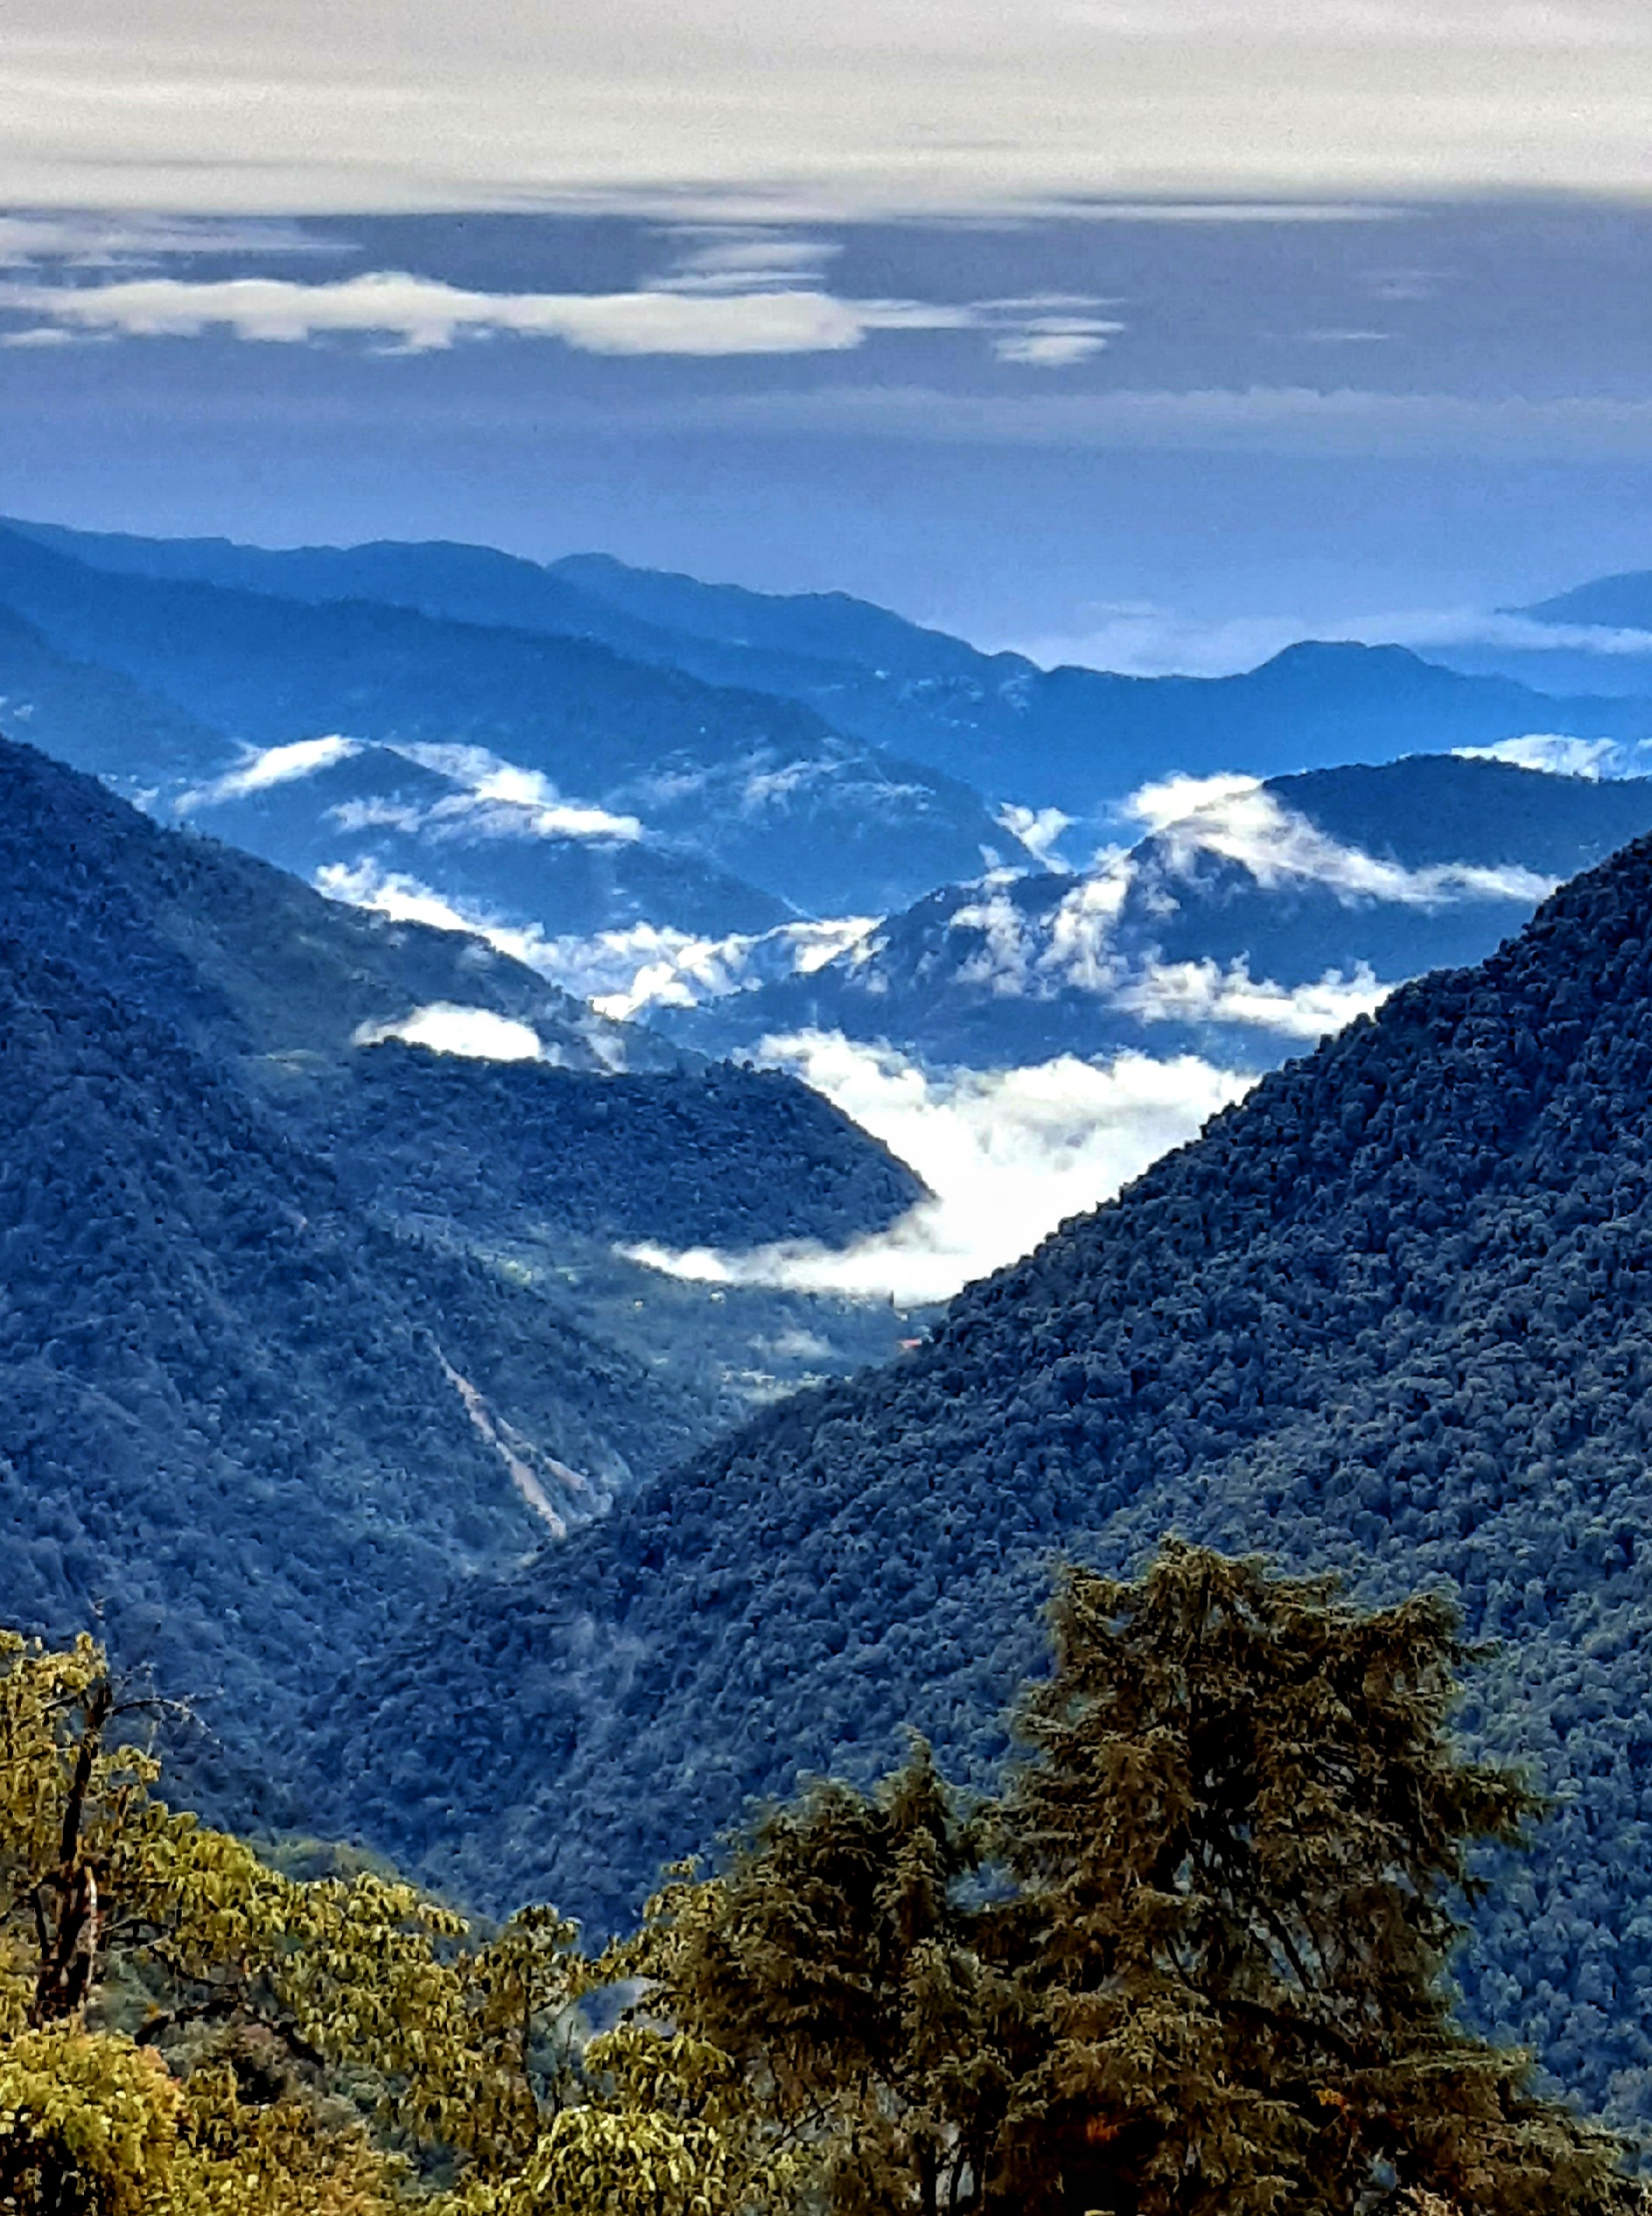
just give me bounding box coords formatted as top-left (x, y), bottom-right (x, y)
top-left (995, 1541), bottom-right (1639, 2215)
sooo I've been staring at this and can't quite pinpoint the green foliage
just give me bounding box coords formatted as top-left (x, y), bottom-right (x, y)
top-left (629, 1547), bottom-right (1640, 2216)
top-left (1, 1552), bottom-right (1647, 2216)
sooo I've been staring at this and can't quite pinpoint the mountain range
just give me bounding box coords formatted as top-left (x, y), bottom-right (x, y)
top-left (660, 754), bottom-right (1652, 1068)
top-left (10, 516), bottom-right (1652, 2135)
top-left (8, 515), bottom-right (1652, 1102)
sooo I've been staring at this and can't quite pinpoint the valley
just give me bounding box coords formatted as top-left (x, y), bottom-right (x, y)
top-left (8, 517), bottom-right (1652, 2155)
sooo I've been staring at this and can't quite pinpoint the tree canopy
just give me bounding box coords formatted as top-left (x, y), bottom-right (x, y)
top-left (0, 1546), bottom-right (1641, 2214)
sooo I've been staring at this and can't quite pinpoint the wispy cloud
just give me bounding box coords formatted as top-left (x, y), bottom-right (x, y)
top-left (4, 4), bottom-right (1649, 217)
top-left (1128, 772), bottom-right (1558, 903)
top-left (625, 1028), bottom-right (1255, 1305)
top-left (0, 270), bottom-right (976, 357)
top-left (683, 384), bottom-right (1652, 461)
top-left (1114, 956), bottom-right (1390, 1038)
top-left (181, 733), bottom-right (360, 806)
top-left (1453, 734), bottom-right (1632, 779)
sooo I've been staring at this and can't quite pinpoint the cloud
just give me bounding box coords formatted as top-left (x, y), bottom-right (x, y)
top-left (1453, 733), bottom-right (1632, 779)
top-left (182, 733), bottom-right (360, 806)
top-left (1005, 601), bottom-right (1652, 682)
top-left (1126, 772), bottom-right (1558, 904)
top-left (545, 915), bottom-right (880, 1021)
top-left (625, 1029), bottom-right (1256, 1305)
top-left (0, 212), bottom-right (332, 269)
top-left (0, 270), bottom-right (976, 356)
top-left (688, 384), bottom-right (1652, 462)
top-left (990, 312), bottom-right (1124, 367)
top-left (998, 802), bottom-right (1074, 866)
top-left (4, 4), bottom-right (1651, 218)
top-left (315, 859), bottom-right (562, 971)
top-left (313, 856), bottom-right (878, 1022)
top-left (354, 1001), bottom-right (544, 1061)
top-left (1114, 957), bottom-right (1391, 1037)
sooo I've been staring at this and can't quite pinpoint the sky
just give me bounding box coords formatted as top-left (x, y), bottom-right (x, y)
top-left (5, 5), bottom-right (1652, 1298)
top-left (0, 5), bottom-right (1650, 656)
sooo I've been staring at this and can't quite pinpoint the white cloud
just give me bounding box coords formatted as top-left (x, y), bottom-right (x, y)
top-left (0, 270), bottom-right (976, 356)
top-left (1453, 733), bottom-right (1630, 779)
top-left (354, 1001), bottom-right (544, 1061)
top-left (557, 915), bottom-right (879, 1020)
top-left (1004, 601), bottom-right (1652, 682)
top-left (315, 859), bottom-right (562, 970)
top-left (0, 212), bottom-right (331, 268)
top-left (313, 856), bottom-right (878, 1021)
top-left (1114, 956), bottom-right (1391, 1036)
top-left (181, 733), bottom-right (360, 806)
top-left (1126, 772), bottom-right (1558, 903)
top-left (625, 1029), bottom-right (1255, 1304)
top-left (3, 5), bottom-right (1651, 217)
top-left (998, 802), bottom-right (1074, 866)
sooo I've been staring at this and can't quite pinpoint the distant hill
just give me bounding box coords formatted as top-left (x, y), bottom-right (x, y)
top-left (0, 525), bottom-right (1031, 922)
top-left (16, 519), bottom-right (1652, 828)
top-left (313, 826), bottom-right (1652, 2132)
top-left (1522, 569), bottom-right (1652, 631)
top-left (667, 754), bottom-right (1652, 1069)
top-left (0, 736), bottom-right (928, 1810)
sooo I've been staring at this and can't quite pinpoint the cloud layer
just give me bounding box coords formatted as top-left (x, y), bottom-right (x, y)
top-left (4, 4), bottom-right (1652, 214)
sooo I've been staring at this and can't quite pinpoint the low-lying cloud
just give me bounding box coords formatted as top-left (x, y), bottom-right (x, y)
top-left (182, 733), bottom-right (360, 806)
top-left (1454, 733), bottom-right (1642, 780)
top-left (354, 1001), bottom-right (545, 1062)
top-left (1115, 956), bottom-right (1390, 1038)
top-left (625, 1029), bottom-right (1256, 1306)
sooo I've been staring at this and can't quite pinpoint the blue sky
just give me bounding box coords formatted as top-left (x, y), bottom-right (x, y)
top-left (3, 4), bottom-right (1652, 664)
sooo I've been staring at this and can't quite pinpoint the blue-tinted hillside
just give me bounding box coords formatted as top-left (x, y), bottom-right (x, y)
top-left (315, 827), bottom-right (1652, 2132)
top-left (18, 519), bottom-right (1652, 824)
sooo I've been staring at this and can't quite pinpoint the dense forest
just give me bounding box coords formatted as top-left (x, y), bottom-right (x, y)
top-left (0, 734), bottom-right (926, 1822)
top-left (313, 827), bottom-right (1652, 2133)
top-left (2, 1550), bottom-right (1642, 2215)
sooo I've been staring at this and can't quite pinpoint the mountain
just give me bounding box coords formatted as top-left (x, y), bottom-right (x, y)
top-left (660, 754), bottom-right (1652, 1069)
top-left (0, 734), bottom-right (930, 1806)
top-left (0, 526), bottom-right (1031, 922)
top-left (17, 519), bottom-right (1652, 827)
top-left (1522, 570), bottom-right (1652, 631)
top-left (313, 827), bottom-right (1652, 2130)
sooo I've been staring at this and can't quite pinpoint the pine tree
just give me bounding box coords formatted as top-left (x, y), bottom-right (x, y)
top-left (995, 1541), bottom-right (1640, 2215)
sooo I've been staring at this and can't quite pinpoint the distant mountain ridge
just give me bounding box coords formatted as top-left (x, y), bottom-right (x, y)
top-left (0, 523), bottom-right (1034, 924)
top-left (12, 517), bottom-right (1652, 824)
top-left (312, 828), bottom-right (1652, 2136)
top-left (662, 754), bottom-right (1652, 1069)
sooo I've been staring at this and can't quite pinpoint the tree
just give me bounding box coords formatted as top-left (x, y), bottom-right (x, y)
top-left (996, 1542), bottom-right (1641, 2215)
top-left (0, 1624), bottom-right (777, 2216)
top-left (646, 1545), bottom-right (1643, 2216)
top-left (634, 1743), bottom-right (1026, 2215)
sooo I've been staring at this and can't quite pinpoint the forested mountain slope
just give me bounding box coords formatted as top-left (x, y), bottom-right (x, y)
top-left (0, 925), bottom-right (690, 1805)
top-left (0, 735), bottom-right (922, 1258)
top-left (671, 753), bottom-right (1652, 1069)
top-left (0, 739), bottom-right (931, 1813)
top-left (316, 831), bottom-right (1652, 2128)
